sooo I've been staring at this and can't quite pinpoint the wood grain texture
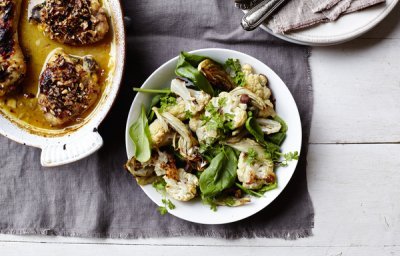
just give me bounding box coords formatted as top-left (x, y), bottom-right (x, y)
top-left (310, 41), bottom-right (400, 143)
top-left (0, 243), bottom-right (399, 256)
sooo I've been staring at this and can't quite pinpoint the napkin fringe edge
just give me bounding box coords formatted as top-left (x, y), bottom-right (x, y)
top-left (0, 228), bottom-right (313, 240)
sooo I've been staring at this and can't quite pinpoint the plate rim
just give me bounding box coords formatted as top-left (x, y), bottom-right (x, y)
top-left (246, 0), bottom-right (399, 46)
top-left (125, 48), bottom-right (302, 224)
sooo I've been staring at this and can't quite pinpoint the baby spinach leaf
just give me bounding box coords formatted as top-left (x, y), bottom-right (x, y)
top-left (245, 116), bottom-right (265, 144)
top-left (181, 51), bottom-right (208, 66)
top-left (199, 147), bottom-right (238, 197)
top-left (246, 116), bottom-right (281, 159)
top-left (266, 115), bottom-right (287, 145)
top-left (175, 52), bottom-right (214, 96)
top-left (129, 106), bottom-right (152, 163)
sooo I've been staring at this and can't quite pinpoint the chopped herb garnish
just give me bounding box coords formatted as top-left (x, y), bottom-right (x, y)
top-left (224, 59), bottom-right (246, 87)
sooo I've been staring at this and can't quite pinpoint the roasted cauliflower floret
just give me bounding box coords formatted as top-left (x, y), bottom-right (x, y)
top-left (191, 118), bottom-right (219, 146)
top-left (163, 79), bottom-right (211, 120)
top-left (242, 64), bottom-right (271, 100)
top-left (164, 168), bottom-right (199, 201)
top-left (241, 64), bottom-right (275, 118)
top-left (163, 98), bottom-right (187, 120)
top-left (125, 151), bottom-right (178, 184)
top-left (149, 118), bottom-right (170, 147)
top-left (210, 92), bottom-right (247, 129)
top-left (194, 92), bottom-right (247, 145)
top-left (237, 152), bottom-right (276, 190)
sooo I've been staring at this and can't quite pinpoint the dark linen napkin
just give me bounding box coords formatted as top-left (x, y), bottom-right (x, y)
top-left (0, 0), bottom-right (314, 239)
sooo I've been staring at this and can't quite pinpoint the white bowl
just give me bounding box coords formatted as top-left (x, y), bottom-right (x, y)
top-left (0, 0), bottom-right (126, 167)
top-left (125, 48), bottom-right (302, 224)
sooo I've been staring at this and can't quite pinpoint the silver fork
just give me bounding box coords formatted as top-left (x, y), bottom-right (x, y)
top-left (241, 0), bottom-right (289, 31)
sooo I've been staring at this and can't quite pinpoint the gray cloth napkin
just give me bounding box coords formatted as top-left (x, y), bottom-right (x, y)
top-left (308, 0), bottom-right (343, 12)
top-left (0, 0), bottom-right (314, 239)
top-left (270, 0), bottom-right (386, 33)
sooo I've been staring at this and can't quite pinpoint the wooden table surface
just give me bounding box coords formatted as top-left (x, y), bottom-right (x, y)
top-left (1, 6), bottom-right (399, 256)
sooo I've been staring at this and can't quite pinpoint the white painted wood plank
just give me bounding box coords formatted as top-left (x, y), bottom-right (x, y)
top-left (1, 144), bottom-right (399, 248)
top-left (310, 37), bottom-right (400, 143)
top-left (361, 3), bottom-right (400, 39)
top-left (0, 242), bottom-right (399, 256)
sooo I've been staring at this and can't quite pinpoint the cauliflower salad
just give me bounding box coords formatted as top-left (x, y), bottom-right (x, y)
top-left (125, 52), bottom-right (298, 214)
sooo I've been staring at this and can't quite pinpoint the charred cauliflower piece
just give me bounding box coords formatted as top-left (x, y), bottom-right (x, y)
top-left (38, 48), bottom-right (100, 126)
top-left (237, 152), bottom-right (276, 190)
top-left (125, 151), bottom-right (178, 185)
top-left (162, 79), bottom-right (211, 120)
top-left (0, 0), bottom-right (26, 96)
top-left (30, 0), bottom-right (109, 45)
top-left (164, 168), bottom-right (199, 201)
top-left (225, 138), bottom-right (276, 189)
top-left (148, 107), bottom-right (173, 148)
top-left (241, 64), bottom-right (275, 117)
top-left (192, 92), bottom-right (247, 145)
top-left (170, 78), bottom-right (211, 115)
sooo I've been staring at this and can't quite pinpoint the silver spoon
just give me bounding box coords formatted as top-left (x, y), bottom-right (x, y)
top-left (241, 0), bottom-right (288, 31)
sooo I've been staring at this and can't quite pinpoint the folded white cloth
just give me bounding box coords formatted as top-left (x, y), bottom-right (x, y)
top-left (269, 0), bottom-right (386, 33)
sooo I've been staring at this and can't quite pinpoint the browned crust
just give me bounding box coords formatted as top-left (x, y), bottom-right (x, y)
top-left (30, 0), bottom-right (109, 45)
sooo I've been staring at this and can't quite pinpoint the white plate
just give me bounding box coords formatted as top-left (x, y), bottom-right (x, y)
top-left (248, 0), bottom-right (398, 46)
top-left (125, 48), bottom-right (302, 224)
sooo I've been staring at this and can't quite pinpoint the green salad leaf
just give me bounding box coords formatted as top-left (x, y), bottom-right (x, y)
top-left (245, 115), bottom-right (281, 159)
top-left (266, 115), bottom-right (288, 145)
top-left (175, 52), bottom-right (214, 96)
top-left (133, 88), bottom-right (171, 94)
top-left (181, 51), bottom-right (208, 66)
top-left (129, 106), bottom-right (152, 163)
top-left (236, 182), bottom-right (278, 198)
top-left (245, 116), bottom-right (265, 144)
top-left (199, 146), bottom-right (238, 197)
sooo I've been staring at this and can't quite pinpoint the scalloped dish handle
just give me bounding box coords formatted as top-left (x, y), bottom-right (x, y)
top-left (40, 131), bottom-right (103, 167)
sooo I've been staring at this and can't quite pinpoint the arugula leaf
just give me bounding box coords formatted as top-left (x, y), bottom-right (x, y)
top-left (129, 106), bottom-right (152, 163)
top-left (199, 147), bottom-right (238, 197)
top-left (175, 52), bottom-right (214, 96)
top-left (224, 58), bottom-right (246, 87)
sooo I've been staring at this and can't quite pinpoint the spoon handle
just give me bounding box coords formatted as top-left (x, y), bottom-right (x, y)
top-left (241, 0), bottom-right (287, 31)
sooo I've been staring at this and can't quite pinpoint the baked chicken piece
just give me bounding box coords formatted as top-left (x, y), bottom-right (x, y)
top-left (38, 48), bottom-right (100, 126)
top-left (29, 0), bottom-right (109, 45)
top-left (0, 0), bottom-right (26, 96)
